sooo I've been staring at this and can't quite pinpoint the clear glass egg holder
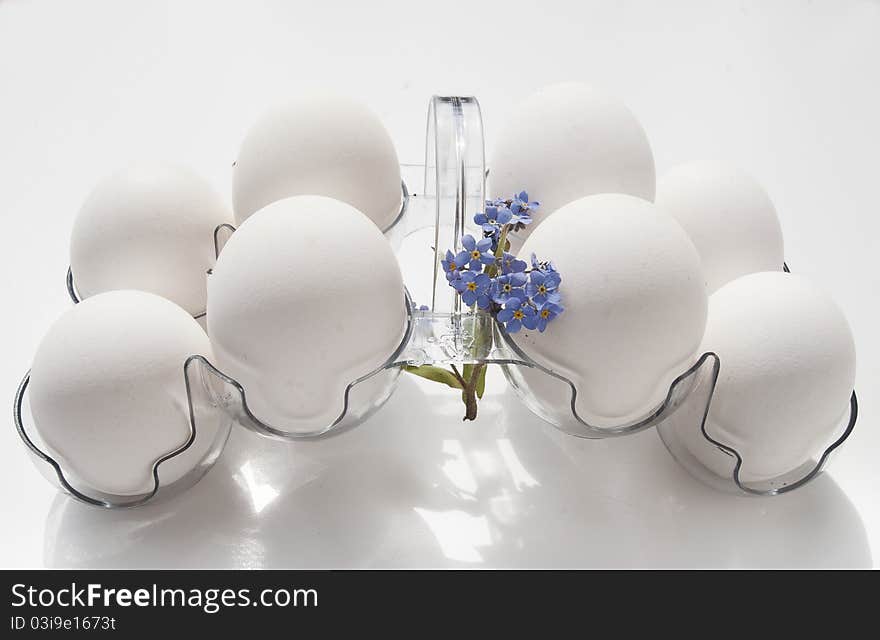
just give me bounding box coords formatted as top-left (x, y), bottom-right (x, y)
top-left (14, 95), bottom-right (859, 509)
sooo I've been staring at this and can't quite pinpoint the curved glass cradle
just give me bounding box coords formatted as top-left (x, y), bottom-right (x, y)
top-left (655, 355), bottom-right (859, 496)
top-left (195, 291), bottom-right (415, 441)
top-left (498, 341), bottom-right (705, 439)
top-left (205, 188), bottom-right (414, 441)
top-left (391, 307), bottom-right (705, 439)
top-left (13, 355), bottom-right (233, 509)
top-left (655, 263), bottom-right (860, 496)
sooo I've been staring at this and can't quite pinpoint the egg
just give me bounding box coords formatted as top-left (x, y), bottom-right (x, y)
top-left (506, 194), bottom-right (707, 431)
top-left (488, 82), bottom-right (655, 241)
top-left (69, 164), bottom-right (232, 316)
top-left (682, 271), bottom-right (856, 483)
top-left (28, 290), bottom-right (220, 496)
top-left (232, 93), bottom-right (402, 231)
top-left (655, 162), bottom-right (784, 293)
top-left (207, 195), bottom-right (408, 435)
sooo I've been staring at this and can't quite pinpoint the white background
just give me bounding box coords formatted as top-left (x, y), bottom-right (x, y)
top-left (1, 0), bottom-right (878, 568)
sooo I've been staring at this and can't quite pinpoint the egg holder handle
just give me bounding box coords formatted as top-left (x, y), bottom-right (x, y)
top-left (14, 95), bottom-right (860, 508)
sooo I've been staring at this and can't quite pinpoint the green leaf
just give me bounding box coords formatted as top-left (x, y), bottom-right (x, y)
top-left (462, 363), bottom-right (487, 398)
top-left (404, 365), bottom-right (464, 390)
top-left (475, 365), bottom-right (487, 399)
top-left (461, 364), bottom-right (473, 404)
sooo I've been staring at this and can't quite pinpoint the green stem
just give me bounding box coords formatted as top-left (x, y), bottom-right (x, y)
top-left (459, 363), bottom-right (485, 421)
top-left (408, 225), bottom-right (511, 421)
top-left (455, 225), bottom-right (510, 420)
top-left (487, 224), bottom-right (511, 278)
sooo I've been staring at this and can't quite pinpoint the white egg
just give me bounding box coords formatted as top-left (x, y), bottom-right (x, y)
top-left (510, 194), bottom-right (707, 429)
top-left (232, 93), bottom-right (402, 231)
top-left (28, 291), bottom-right (218, 496)
top-left (70, 164), bottom-right (232, 316)
top-left (655, 162), bottom-right (784, 293)
top-left (207, 196), bottom-right (408, 434)
top-left (686, 271), bottom-right (856, 482)
top-left (488, 82), bottom-right (655, 241)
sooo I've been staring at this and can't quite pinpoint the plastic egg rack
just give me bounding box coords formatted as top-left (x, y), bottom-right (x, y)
top-left (14, 95), bottom-right (859, 508)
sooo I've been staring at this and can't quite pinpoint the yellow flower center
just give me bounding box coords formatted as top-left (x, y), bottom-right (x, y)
top-left (467, 282), bottom-right (477, 291)
top-left (541, 309), bottom-right (550, 319)
top-left (503, 284), bottom-right (511, 292)
top-left (471, 250), bottom-right (481, 260)
top-left (538, 285), bottom-right (547, 294)
top-left (513, 310), bottom-right (524, 320)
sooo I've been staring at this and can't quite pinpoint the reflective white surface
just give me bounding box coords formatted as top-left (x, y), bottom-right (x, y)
top-left (43, 376), bottom-right (870, 568)
top-left (2, 0), bottom-right (879, 568)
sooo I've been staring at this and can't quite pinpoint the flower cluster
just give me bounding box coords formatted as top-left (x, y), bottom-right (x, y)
top-left (441, 191), bottom-right (564, 333)
top-left (476, 190), bottom-right (538, 243)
